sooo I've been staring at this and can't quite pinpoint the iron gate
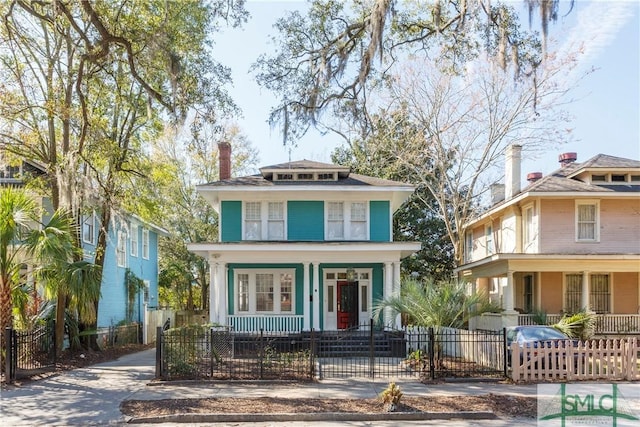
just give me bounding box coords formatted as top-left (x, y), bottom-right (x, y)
top-left (4, 321), bottom-right (56, 383)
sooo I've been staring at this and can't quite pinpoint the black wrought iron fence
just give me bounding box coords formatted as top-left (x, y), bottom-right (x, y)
top-left (4, 321), bottom-right (56, 383)
top-left (156, 325), bottom-right (313, 380)
top-left (156, 323), bottom-right (507, 381)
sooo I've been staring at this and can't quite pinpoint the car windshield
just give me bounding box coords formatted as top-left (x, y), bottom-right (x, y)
top-left (518, 327), bottom-right (568, 341)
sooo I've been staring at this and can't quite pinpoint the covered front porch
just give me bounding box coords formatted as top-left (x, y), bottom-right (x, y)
top-left (188, 241), bottom-right (421, 334)
top-left (459, 254), bottom-right (640, 334)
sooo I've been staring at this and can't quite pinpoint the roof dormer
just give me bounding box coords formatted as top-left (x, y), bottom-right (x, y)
top-left (260, 160), bottom-right (351, 182)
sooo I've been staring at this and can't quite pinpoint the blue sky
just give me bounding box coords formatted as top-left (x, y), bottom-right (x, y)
top-left (213, 1), bottom-right (639, 176)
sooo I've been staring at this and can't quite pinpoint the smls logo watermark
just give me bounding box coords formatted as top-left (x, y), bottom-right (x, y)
top-left (538, 384), bottom-right (640, 427)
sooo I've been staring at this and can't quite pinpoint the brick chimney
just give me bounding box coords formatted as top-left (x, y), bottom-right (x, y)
top-left (218, 142), bottom-right (231, 180)
top-left (505, 144), bottom-right (522, 199)
top-left (558, 152), bottom-right (577, 167)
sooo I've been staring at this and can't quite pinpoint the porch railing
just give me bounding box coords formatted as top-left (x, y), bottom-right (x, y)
top-left (518, 314), bottom-right (640, 334)
top-left (227, 315), bottom-right (304, 333)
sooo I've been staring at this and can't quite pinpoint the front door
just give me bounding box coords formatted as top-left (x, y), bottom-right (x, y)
top-left (337, 281), bottom-right (358, 329)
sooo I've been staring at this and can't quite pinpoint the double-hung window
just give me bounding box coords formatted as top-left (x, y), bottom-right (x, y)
top-left (485, 224), bottom-right (494, 255)
top-left (142, 229), bottom-right (149, 259)
top-left (576, 201), bottom-right (599, 242)
top-left (327, 202), bottom-right (344, 239)
top-left (564, 274), bottom-right (582, 313)
top-left (130, 224), bottom-right (139, 257)
top-left (464, 231), bottom-right (473, 263)
top-left (267, 202), bottom-right (285, 240)
top-left (244, 202), bottom-right (262, 240)
top-left (350, 202), bottom-right (367, 240)
top-left (590, 274), bottom-right (610, 314)
top-left (116, 231), bottom-right (126, 267)
top-left (523, 205), bottom-right (535, 247)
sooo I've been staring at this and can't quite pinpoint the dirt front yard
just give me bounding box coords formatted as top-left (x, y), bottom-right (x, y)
top-left (121, 393), bottom-right (537, 418)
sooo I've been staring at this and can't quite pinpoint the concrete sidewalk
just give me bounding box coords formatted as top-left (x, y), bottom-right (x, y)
top-left (0, 347), bottom-right (540, 426)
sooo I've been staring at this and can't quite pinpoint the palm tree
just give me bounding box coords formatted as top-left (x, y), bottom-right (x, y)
top-left (373, 279), bottom-right (500, 330)
top-left (0, 188), bottom-right (101, 356)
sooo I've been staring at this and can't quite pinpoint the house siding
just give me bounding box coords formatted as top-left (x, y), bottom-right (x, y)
top-left (540, 198), bottom-right (640, 254)
top-left (221, 200), bottom-right (242, 242)
top-left (369, 201), bottom-right (390, 242)
top-left (613, 272), bottom-right (639, 314)
top-left (287, 201), bottom-right (324, 241)
top-left (540, 272), bottom-right (563, 313)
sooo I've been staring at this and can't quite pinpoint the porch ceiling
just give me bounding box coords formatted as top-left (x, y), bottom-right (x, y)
top-left (457, 254), bottom-right (640, 278)
top-left (187, 241), bottom-right (422, 263)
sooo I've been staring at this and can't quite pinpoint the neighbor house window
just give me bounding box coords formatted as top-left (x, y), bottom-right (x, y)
top-left (83, 212), bottom-right (95, 244)
top-left (143, 280), bottom-right (150, 304)
top-left (130, 224), bottom-right (139, 257)
top-left (523, 204), bottom-right (535, 247)
top-left (576, 201), bottom-right (599, 242)
top-left (485, 224), bottom-right (494, 255)
top-left (142, 228), bottom-right (149, 259)
top-left (464, 231), bottom-right (473, 263)
top-left (590, 274), bottom-right (610, 314)
top-left (235, 269), bottom-right (295, 314)
top-left (327, 202), bottom-right (344, 239)
top-left (116, 231), bottom-right (126, 267)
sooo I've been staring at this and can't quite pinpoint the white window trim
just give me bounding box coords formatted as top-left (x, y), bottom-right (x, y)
top-left (130, 223), bottom-right (139, 257)
top-left (575, 200), bottom-right (600, 242)
top-left (83, 212), bottom-right (96, 245)
top-left (464, 231), bottom-right (473, 263)
top-left (116, 230), bottom-right (127, 267)
top-left (324, 201), bottom-right (370, 241)
top-left (522, 202), bottom-right (538, 252)
top-left (142, 228), bottom-right (150, 259)
top-left (234, 269), bottom-right (296, 314)
top-left (242, 201), bottom-right (287, 241)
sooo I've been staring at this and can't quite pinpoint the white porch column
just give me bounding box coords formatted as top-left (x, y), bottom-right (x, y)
top-left (393, 262), bottom-right (402, 329)
top-left (303, 262), bottom-right (311, 331)
top-left (581, 271), bottom-right (591, 312)
top-left (502, 271), bottom-right (518, 327)
top-left (312, 262), bottom-right (320, 330)
top-left (209, 257), bottom-right (219, 324)
top-left (218, 263), bottom-right (227, 326)
top-left (384, 262), bottom-right (393, 327)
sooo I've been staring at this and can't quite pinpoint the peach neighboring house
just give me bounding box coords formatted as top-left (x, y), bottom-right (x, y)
top-left (456, 145), bottom-right (640, 335)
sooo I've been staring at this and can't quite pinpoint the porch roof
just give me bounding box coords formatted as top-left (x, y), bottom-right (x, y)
top-left (187, 241), bottom-right (421, 263)
top-left (455, 253), bottom-right (640, 278)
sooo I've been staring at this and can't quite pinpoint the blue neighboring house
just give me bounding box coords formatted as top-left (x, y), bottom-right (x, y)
top-left (1, 159), bottom-right (167, 328)
top-left (188, 151), bottom-right (421, 333)
top-left (81, 211), bottom-right (168, 327)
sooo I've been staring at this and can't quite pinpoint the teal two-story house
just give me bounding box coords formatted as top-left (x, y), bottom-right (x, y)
top-left (188, 149), bottom-right (420, 333)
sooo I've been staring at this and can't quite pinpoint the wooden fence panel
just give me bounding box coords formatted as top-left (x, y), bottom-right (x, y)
top-left (511, 338), bottom-right (639, 382)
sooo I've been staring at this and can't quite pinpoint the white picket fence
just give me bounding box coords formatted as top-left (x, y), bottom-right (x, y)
top-left (511, 337), bottom-right (639, 382)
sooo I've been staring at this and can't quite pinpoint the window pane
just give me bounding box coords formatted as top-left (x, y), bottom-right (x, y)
top-left (280, 273), bottom-right (292, 312)
top-left (578, 205), bottom-right (595, 221)
top-left (327, 285), bottom-right (334, 312)
top-left (268, 202), bottom-right (283, 220)
top-left (246, 202), bottom-right (261, 220)
top-left (350, 222), bottom-right (366, 240)
top-left (350, 202), bottom-right (366, 221)
top-left (577, 204), bottom-right (597, 240)
top-left (327, 221), bottom-right (343, 239)
top-left (361, 285), bottom-right (367, 312)
top-left (245, 221), bottom-right (261, 240)
top-left (256, 273), bottom-right (273, 312)
top-left (267, 221), bottom-right (284, 240)
top-left (328, 202), bottom-right (343, 220)
top-left (237, 274), bottom-right (249, 312)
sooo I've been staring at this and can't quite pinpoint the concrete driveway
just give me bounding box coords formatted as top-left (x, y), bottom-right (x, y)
top-left (1, 348), bottom-right (155, 426)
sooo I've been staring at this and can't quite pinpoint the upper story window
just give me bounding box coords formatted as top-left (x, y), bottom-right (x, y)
top-left (244, 201), bottom-right (286, 240)
top-left (82, 212), bottom-right (95, 244)
top-left (485, 224), bottom-right (494, 255)
top-left (576, 200), bottom-right (599, 242)
top-left (317, 173), bottom-right (336, 180)
top-left (464, 231), bottom-right (473, 263)
top-left (130, 224), bottom-right (139, 257)
top-left (142, 228), bottom-right (150, 259)
top-left (116, 230), bottom-right (126, 267)
top-left (523, 204), bottom-right (535, 248)
top-left (326, 201), bottom-right (368, 240)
